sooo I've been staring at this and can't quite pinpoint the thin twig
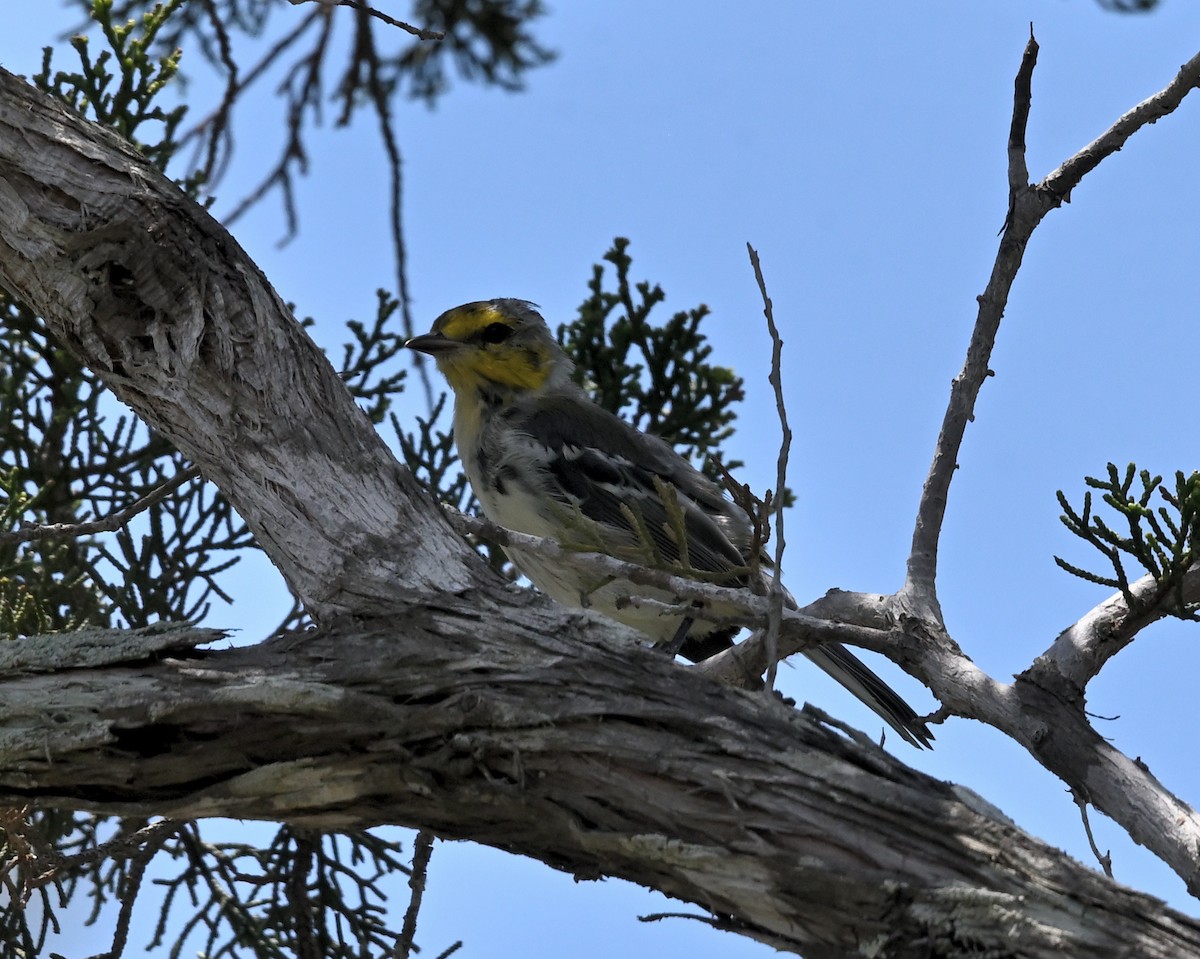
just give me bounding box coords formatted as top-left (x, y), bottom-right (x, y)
top-left (746, 243), bottom-right (791, 693)
top-left (181, 8), bottom-right (323, 175)
top-left (345, 5), bottom-right (432, 408)
top-left (639, 910), bottom-right (728, 929)
top-left (393, 830), bottom-right (435, 959)
top-left (1043, 47), bottom-right (1200, 201)
top-left (904, 33), bottom-right (1043, 613)
top-left (194, 0), bottom-right (240, 185)
top-left (290, 0), bottom-right (446, 39)
top-left (1071, 788), bottom-right (1114, 878)
top-left (1, 465), bottom-right (201, 545)
top-left (799, 703), bottom-right (880, 750)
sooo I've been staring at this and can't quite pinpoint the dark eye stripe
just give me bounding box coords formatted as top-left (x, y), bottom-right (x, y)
top-left (480, 322), bottom-right (514, 344)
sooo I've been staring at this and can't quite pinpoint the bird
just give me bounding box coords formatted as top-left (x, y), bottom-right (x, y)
top-left (406, 298), bottom-right (933, 748)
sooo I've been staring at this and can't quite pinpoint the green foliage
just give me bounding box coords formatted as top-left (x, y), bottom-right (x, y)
top-left (1056, 464), bottom-right (1200, 620)
top-left (560, 237), bottom-right (746, 473)
top-left (340, 290), bottom-right (411, 425)
top-left (36, 0), bottom-right (188, 174)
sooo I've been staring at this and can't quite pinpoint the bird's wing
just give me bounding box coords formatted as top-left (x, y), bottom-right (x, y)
top-left (509, 393), bottom-right (749, 578)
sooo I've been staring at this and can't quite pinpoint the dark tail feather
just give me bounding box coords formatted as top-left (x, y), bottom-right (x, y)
top-left (803, 643), bottom-right (934, 749)
top-left (681, 626), bottom-right (933, 749)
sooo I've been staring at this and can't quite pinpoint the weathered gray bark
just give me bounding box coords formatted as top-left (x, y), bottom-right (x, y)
top-left (6, 622), bottom-right (1200, 959)
top-left (1, 64), bottom-right (1199, 958)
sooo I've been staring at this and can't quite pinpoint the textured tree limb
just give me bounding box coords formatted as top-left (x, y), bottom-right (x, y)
top-left (0, 66), bottom-right (475, 617)
top-left (1031, 565), bottom-right (1200, 690)
top-left (3, 621), bottom-right (1200, 959)
top-left (3, 45), bottom-right (1200, 958)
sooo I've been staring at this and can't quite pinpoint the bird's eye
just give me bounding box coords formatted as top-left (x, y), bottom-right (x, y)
top-left (480, 322), bottom-right (514, 344)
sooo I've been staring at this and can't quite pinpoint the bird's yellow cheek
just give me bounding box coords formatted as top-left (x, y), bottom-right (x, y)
top-left (440, 349), bottom-right (549, 392)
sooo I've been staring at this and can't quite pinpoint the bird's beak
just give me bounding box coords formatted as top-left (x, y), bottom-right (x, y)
top-left (405, 332), bottom-right (459, 356)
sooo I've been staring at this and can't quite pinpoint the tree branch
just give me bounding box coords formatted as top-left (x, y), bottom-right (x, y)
top-left (1043, 47), bottom-right (1200, 200)
top-left (1027, 564), bottom-right (1200, 690)
top-left (746, 242), bottom-right (790, 692)
top-left (904, 33), bottom-right (1042, 610)
top-left (903, 37), bottom-right (1200, 614)
top-left (2, 621), bottom-right (1199, 958)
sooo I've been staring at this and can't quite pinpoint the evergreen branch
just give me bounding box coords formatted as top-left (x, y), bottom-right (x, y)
top-left (1056, 466), bottom-right (1200, 621)
top-left (0, 465), bottom-right (201, 546)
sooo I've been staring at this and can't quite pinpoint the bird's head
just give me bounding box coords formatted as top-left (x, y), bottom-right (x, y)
top-left (406, 299), bottom-right (573, 399)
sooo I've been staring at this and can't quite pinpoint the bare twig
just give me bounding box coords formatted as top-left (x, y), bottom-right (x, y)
top-left (904, 35), bottom-right (1043, 612)
top-left (1043, 47), bottom-right (1200, 201)
top-left (1072, 789), bottom-right (1114, 878)
top-left (339, 4), bottom-right (430, 407)
top-left (194, 0), bottom-right (240, 185)
top-left (1, 464), bottom-right (201, 546)
top-left (393, 830), bottom-right (435, 959)
top-left (639, 910), bottom-right (733, 930)
top-left (339, 0), bottom-right (444, 39)
top-left (182, 9), bottom-right (323, 186)
top-left (799, 703), bottom-right (880, 750)
top-left (746, 243), bottom-right (791, 693)
top-left (1007, 27), bottom-right (1038, 196)
top-left (221, 11), bottom-right (336, 235)
top-left (288, 0), bottom-right (446, 39)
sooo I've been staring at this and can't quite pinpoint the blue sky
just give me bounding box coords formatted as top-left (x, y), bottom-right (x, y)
top-left (4, 1), bottom-right (1200, 956)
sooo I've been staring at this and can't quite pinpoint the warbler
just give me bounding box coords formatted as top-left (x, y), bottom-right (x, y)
top-left (406, 299), bottom-right (932, 748)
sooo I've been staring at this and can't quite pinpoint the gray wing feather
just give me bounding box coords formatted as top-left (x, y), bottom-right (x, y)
top-left (512, 394), bottom-right (748, 575)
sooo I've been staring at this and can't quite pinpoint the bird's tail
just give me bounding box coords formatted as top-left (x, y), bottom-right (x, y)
top-left (803, 642), bottom-right (934, 749)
